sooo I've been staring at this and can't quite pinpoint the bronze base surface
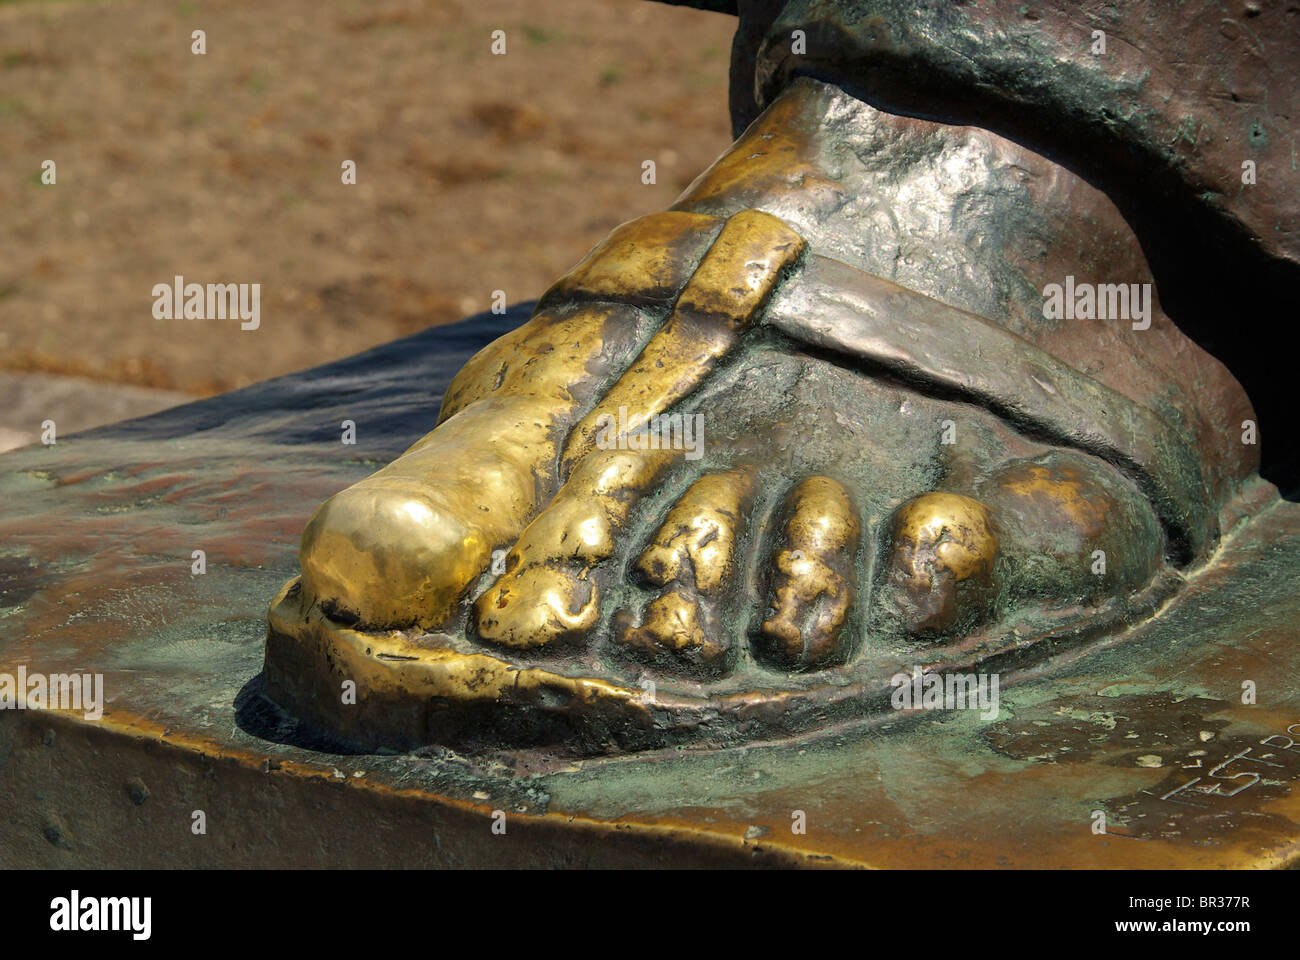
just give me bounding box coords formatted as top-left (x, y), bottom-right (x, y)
top-left (2, 313), bottom-right (1297, 867)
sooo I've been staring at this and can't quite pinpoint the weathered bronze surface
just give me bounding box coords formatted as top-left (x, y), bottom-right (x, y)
top-left (1, 320), bottom-right (1297, 867)
top-left (716, 0), bottom-right (1298, 485)
top-left (4, 0), bottom-right (1298, 867)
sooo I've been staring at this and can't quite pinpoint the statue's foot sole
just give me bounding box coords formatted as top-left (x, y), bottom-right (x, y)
top-left (264, 561), bottom-right (1186, 756)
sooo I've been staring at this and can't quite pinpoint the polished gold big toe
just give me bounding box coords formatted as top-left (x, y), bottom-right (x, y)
top-left (299, 393), bottom-right (552, 629)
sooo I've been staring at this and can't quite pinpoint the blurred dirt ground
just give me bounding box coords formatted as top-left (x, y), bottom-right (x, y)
top-left (0, 0), bottom-right (736, 407)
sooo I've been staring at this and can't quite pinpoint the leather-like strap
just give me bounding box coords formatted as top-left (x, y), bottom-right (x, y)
top-left (762, 254), bottom-right (1214, 561)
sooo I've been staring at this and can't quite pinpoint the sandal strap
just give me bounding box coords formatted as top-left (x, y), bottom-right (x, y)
top-left (763, 254), bottom-right (1213, 561)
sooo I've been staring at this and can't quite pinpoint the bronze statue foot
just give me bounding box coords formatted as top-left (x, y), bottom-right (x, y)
top-left (263, 80), bottom-right (1266, 755)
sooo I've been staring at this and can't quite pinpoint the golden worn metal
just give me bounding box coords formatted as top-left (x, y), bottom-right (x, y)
top-left (886, 492), bottom-right (999, 636)
top-left (533, 211), bottom-right (724, 313)
top-left (617, 590), bottom-right (726, 666)
top-left (892, 493), bottom-right (998, 584)
top-left (617, 466), bottom-right (757, 669)
top-left (757, 476), bottom-right (861, 669)
top-left (297, 396), bottom-right (537, 629)
top-left (560, 210), bottom-right (804, 471)
top-left (634, 466), bottom-right (756, 597)
top-left (475, 448), bottom-right (675, 649)
top-left (266, 576), bottom-right (656, 742)
top-left (299, 302), bottom-right (631, 629)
